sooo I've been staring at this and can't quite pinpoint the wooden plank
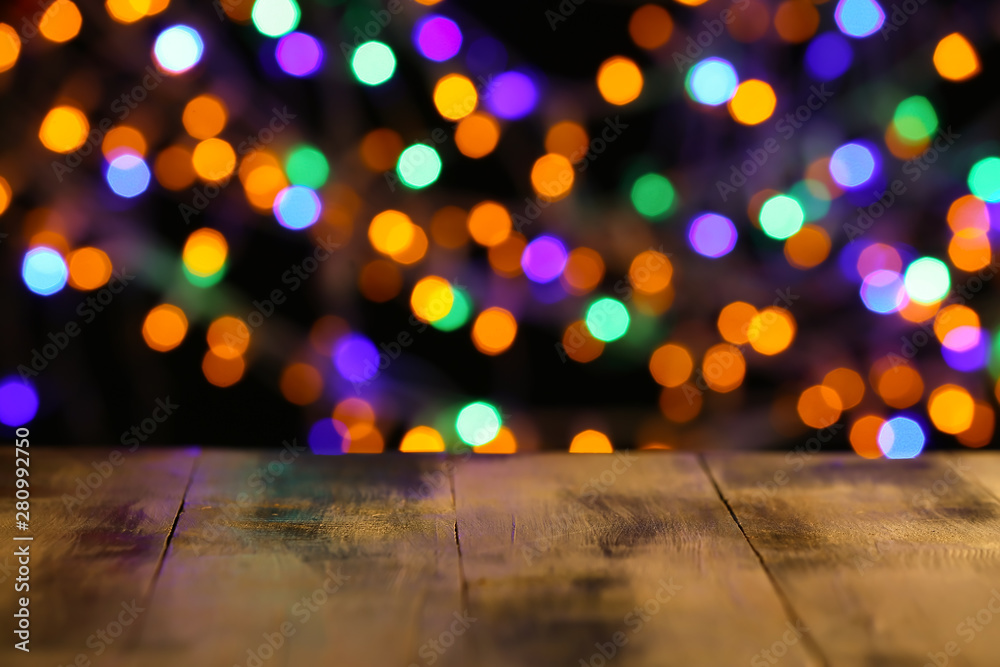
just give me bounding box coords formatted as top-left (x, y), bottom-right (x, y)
top-left (0, 446), bottom-right (196, 666)
top-left (706, 453), bottom-right (1000, 667)
top-left (136, 450), bottom-right (467, 667)
top-left (453, 453), bottom-right (817, 666)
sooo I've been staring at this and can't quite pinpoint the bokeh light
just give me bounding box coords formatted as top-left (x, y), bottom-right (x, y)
top-left (106, 154), bottom-right (151, 198)
top-left (878, 416), bottom-right (925, 459)
top-left (728, 80), bottom-right (777, 125)
top-left (585, 298), bottom-right (630, 342)
top-left (456, 402), bottom-right (502, 446)
top-left (834, 0), bottom-right (885, 39)
top-left (183, 228), bottom-right (228, 278)
top-left (39, 106), bottom-right (88, 153)
top-left (485, 71), bottom-right (537, 120)
top-left (252, 0), bottom-right (300, 38)
top-left (153, 25), bottom-right (204, 75)
top-left (631, 173), bottom-right (675, 220)
top-left (968, 157), bottom-right (1000, 203)
top-left (649, 344), bottom-right (693, 388)
top-left (142, 305), bottom-right (188, 352)
top-left (569, 430), bottom-right (613, 453)
top-left (274, 185), bottom-right (321, 230)
top-left (903, 257), bottom-right (950, 304)
top-left (434, 74), bottom-right (478, 121)
top-left (397, 144), bottom-right (442, 189)
top-left (67, 248), bottom-right (112, 290)
top-left (759, 194), bottom-right (805, 239)
top-left (472, 308), bottom-right (517, 355)
top-left (933, 33), bottom-right (980, 81)
top-left (351, 41), bottom-right (396, 86)
top-left (829, 142), bottom-right (877, 188)
top-left (414, 15), bottom-right (462, 62)
top-left (521, 235), bottom-right (568, 283)
top-left (685, 57), bottom-right (738, 106)
top-left (22, 247), bottom-right (68, 296)
top-left (276, 32), bottom-right (324, 77)
top-left (596, 56), bottom-right (643, 106)
top-left (400, 426), bottom-right (446, 452)
top-left (411, 276), bottom-right (454, 323)
top-left (688, 213), bottom-right (737, 258)
top-left (334, 334), bottom-right (379, 383)
top-left (805, 32), bottom-right (853, 80)
top-left (0, 378), bottom-right (38, 427)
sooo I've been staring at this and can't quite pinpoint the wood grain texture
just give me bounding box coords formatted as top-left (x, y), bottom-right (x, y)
top-left (706, 453), bottom-right (1000, 667)
top-left (137, 450), bottom-right (467, 667)
top-left (453, 452), bottom-right (816, 667)
top-left (0, 446), bottom-right (196, 666)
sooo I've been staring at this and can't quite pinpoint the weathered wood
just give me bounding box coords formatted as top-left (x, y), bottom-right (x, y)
top-left (453, 453), bottom-right (817, 666)
top-left (137, 450), bottom-right (468, 667)
top-left (0, 446), bottom-right (196, 666)
top-left (706, 453), bottom-right (1000, 667)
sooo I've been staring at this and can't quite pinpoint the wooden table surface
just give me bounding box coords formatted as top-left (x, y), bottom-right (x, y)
top-left (4, 448), bottom-right (1000, 667)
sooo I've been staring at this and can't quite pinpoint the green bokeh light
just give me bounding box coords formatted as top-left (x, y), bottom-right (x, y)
top-left (789, 180), bottom-right (830, 223)
top-left (251, 0), bottom-right (301, 38)
top-left (397, 144), bottom-right (442, 189)
top-left (893, 96), bottom-right (938, 142)
top-left (969, 157), bottom-right (1000, 203)
top-left (630, 173), bottom-right (675, 220)
top-left (182, 262), bottom-right (225, 288)
top-left (759, 194), bottom-right (805, 240)
top-left (285, 145), bottom-right (329, 189)
top-left (585, 297), bottom-right (630, 342)
top-left (350, 41), bottom-right (396, 86)
top-left (432, 287), bottom-right (471, 331)
top-left (903, 257), bottom-right (950, 304)
top-left (456, 401), bottom-right (501, 447)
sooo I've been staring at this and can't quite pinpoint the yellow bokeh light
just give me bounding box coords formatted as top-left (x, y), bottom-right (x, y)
top-left (797, 385), bottom-right (842, 429)
top-left (467, 201), bottom-right (512, 247)
top-left (948, 229), bottom-right (991, 272)
top-left (947, 195), bottom-right (990, 234)
top-left (934, 304), bottom-right (979, 345)
top-left (243, 165), bottom-right (288, 211)
top-left (933, 33), bottom-right (980, 81)
top-left (784, 224), bottom-right (831, 269)
top-left (822, 368), bottom-right (864, 410)
top-left (455, 112), bottom-right (500, 159)
top-left (747, 307), bottom-right (796, 355)
top-left (106, 0), bottom-right (151, 24)
top-left (475, 426), bottom-right (517, 454)
top-left (569, 430), bottom-right (613, 453)
top-left (0, 24), bottom-right (20, 73)
top-left (102, 126), bottom-right (147, 160)
top-left (40, 0), bottom-right (83, 43)
top-left (39, 106), bottom-right (89, 154)
top-left (182, 228), bottom-right (228, 277)
top-left (728, 80), bottom-right (777, 125)
top-left (472, 307), bottom-right (518, 355)
top-left (183, 95), bottom-right (228, 139)
top-left (142, 304), bottom-right (188, 352)
top-left (629, 250), bottom-right (673, 295)
top-left (400, 426), bottom-right (446, 453)
top-left (649, 343), bottom-right (693, 388)
top-left (67, 247), bottom-right (112, 290)
top-left (702, 343), bottom-right (746, 393)
top-left (392, 224), bottom-right (429, 265)
top-left (849, 416), bottom-right (884, 459)
top-left (369, 210), bottom-right (415, 256)
top-left (192, 138), bottom-right (236, 182)
top-left (718, 301), bottom-right (758, 345)
top-left (561, 247), bottom-right (605, 295)
top-left (0, 176), bottom-right (11, 216)
top-left (433, 74), bottom-right (478, 121)
top-left (360, 128), bottom-right (403, 172)
top-left (207, 316), bottom-right (249, 359)
top-left (596, 56), bottom-right (643, 106)
top-left (411, 276), bottom-right (454, 323)
top-left (928, 384), bottom-right (975, 435)
top-left (530, 153), bottom-right (574, 202)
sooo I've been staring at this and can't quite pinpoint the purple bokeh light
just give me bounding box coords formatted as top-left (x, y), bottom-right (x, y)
top-left (521, 235), bottom-right (568, 283)
top-left (334, 334), bottom-right (380, 382)
top-left (485, 71), bottom-right (537, 120)
top-left (688, 213), bottom-right (737, 258)
top-left (413, 16), bottom-right (462, 62)
top-left (276, 32), bottom-right (324, 77)
top-left (0, 378), bottom-right (38, 427)
top-left (805, 32), bottom-right (853, 81)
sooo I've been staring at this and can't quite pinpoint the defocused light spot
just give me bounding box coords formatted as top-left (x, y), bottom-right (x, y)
top-left (154, 25), bottom-right (203, 74)
top-left (928, 384), bottom-right (974, 434)
top-left (0, 24), bottom-right (20, 72)
top-left (748, 307), bottom-right (796, 355)
top-left (202, 350), bottom-right (245, 387)
top-left (207, 316), bottom-right (249, 359)
top-left (102, 126), bottom-right (147, 160)
top-left (629, 4), bottom-right (673, 49)
top-left (650, 343), bottom-right (693, 388)
top-left (597, 56), bottom-right (643, 106)
top-left (933, 33), bottom-right (980, 81)
top-left (397, 144), bottom-right (442, 189)
top-left (685, 57), bottom-right (738, 106)
top-left (360, 128), bottom-right (403, 171)
top-left (874, 363), bottom-right (923, 408)
top-left (728, 79), bottom-right (776, 125)
top-left (934, 305), bottom-right (980, 349)
top-left (850, 415), bottom-right (884, 458)
top-left (688, 213), bottom-right (737, 258)
top-left (411, 276), bottom-right (454, 323)
top-left (631, 173), bottom-right (675, 220)
top-left (805, 32), bottom-right (852, 80)
top-left (968, 157), bottom-right (1000, 203)
top-left (106, 154), bottom-right (151, 198)
top-left (370, 210), bottom-right (416, 256)
top-left (834, 0), bottom-right (885, 38)
top-left (413, 15), bottom-right (462, 62)
top-left (893, 96), bottom-right (937, 143)
top-left (947, 195), bottom-right (990, 234)
top-left (878, 416), bottom-right (925, 459)
top-left (434, 74), bottom-right (477, 121)
top-left (456, 402), bottom-right (502, 446)
top-left (476, 426), bottom-right (518, 454)
top-left (431, 287), bottom-right (471, 331)
top-left (274, 185), bottom-right (321, 230)
top-left (279, 363), bottom-right (322, 405)
top-left (860, 269), bottom-right (907, 314)
top-left (775, 0), bottom-right (820, 43)
top-left (545, 121), bottom-right (589, 162)
top-left (718, 301), bottom-right (757, 344)
top-left (531, 153), bottom-right (574, 201)
top-left (252, 0), bottom-right (300, 37)
top-left (856, 242), bottom-right (902, 278)
top-left (67, 247), bottom-right (112, 290)
top-left (22, 247), bottom-right (68, 296)
top-left (334, 334), bottom-right (379, 382)
top-left (455, 113), bottom-right (500, 159)
top-left (142, 304), bottom-right (188, 352)
top-left (562, 320), bottom-right (605, 363)
top-left (358, 258), bottom-right (402, 303)
top-left (823, 368), bottom-right (865, 409)
top-left (569, 430), bottom-right (613, 453)
top-left (400, 426), bottom-right (446, 452)
top-left (629, 250), bottom-right (673, 294)
top-left (192, 138), bottom-right (236, 182)
top-left (308, 419), bottom-right (344, 455)
top-left (702, 344), bottom-right (746, 392)
top-left (276, 31), bottom-right (323, 77)
top-left (561, 247), bottom-right (605, 295)
top-left (488, 233), bottom-right (526, 278)
top-left (154, 145), bottom-right (196, 190)
top-left (784, 225), bottom-right (831, 269)
top-left (0, 378), bottom-right (38, 427)
top-left (39, 106), bottom-right (89, 153)
top-left (106, 0), bottom-right (150, 24)
top-left (430, 206), bottom-right (469, 248)
top-left (484, 71), bottom-right (537, 120)
top-left (284, 145), bottom-right (329, 189)
top-left (521, 235), bottom-right (567, 283)
top-left (660, 384), bottom-right (702, 422)
top-left (183, 95), bottom-right (227, 139)
top-left (759, 194), bottom-right (804, 239)
top-left (351, 41), bottom-right (395, 85)
top-left (40, 0), bottom-right (82, 43)
top-left (0, 176), bottom-right (9, 216)
top-left (941, 328), bottom-right (989, 372)
top-left (586, 297), bottom-right (630, 342)
top-left (957, 402), bottom-right (995, 448)
top-left (468, 201), bottom-right (512, 247)
top-left (904, 257), bottom-right (950, 304)
top-left (830, 142), bottom-right (877, 188)
top-left (797, 385), bottom-right (843, 428)
top-left (472, 307), bottom-right (517, 355)
top-left (333, 398), bottom-right (375, 440)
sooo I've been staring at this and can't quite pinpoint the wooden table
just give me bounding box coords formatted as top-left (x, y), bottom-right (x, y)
top-left (3, 448), bottom-right (1000, 666)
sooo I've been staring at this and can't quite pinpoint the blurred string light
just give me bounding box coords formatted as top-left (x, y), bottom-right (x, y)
top-left (351, 41), bottom-right (396, 85)
top-left (829, 142), bottom-right (877, 188)
top-left (903, 257), bottom-right (950, 304)
top-left (414, 15), bottom-right (462, 62)
top-left (39, 106), bottom-right (88, 153)
top-left (67, 248), bottom-right (112, 290)
top-left (521, 235), bottom-right (567, 283)
top-left (933, 33), bottom-right (980, 81)
top-left (142, 305), bottom-right (188, 352)
top-left (0, 378), bottom-right (38, 427)
top-left (685, 57), bottom-right (738, 106)
top-left (597, 56), bottom-right (643, 105)
top-left (397, 144), bottom-right (442, 189)
top-left (877, 416), bottom-right (925, 459)
top-left (40, 0), bottom-right (82, 43)
top-left (456, 402), bottom-right (502, 446)
top-left (484, 71), bottom-right (537, 119)
top-left (276, 32), bottom-right (323, 77)
top-left (274, 185), bottom-right (321, 229)
top-left (153, 25), bottom-right (204, 74)
top-left (586, 298), bottom-right (630, 342)
top-left (106, 154), bottom-right (151, 198)
top-left (631, 173), bottom-right (675, 220)
top-left (284, 145), bottom-right (329, 188)
top-left (252, 0), bottom-right (300, 38)
top-left (22, 248), bottom-right (68, 296)
top-left (805, 32), bottom-right (853, 80)
top-left (182, 228), bottom-right (228, 285)
top-left (688, 213), bottom-right (737, 258)
top-left (834, 0), bottom-right (885, 38)
top-left (759, 194), bottom-right (805, 239)
top-left (968, 157), bottom-right (1000, 202)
